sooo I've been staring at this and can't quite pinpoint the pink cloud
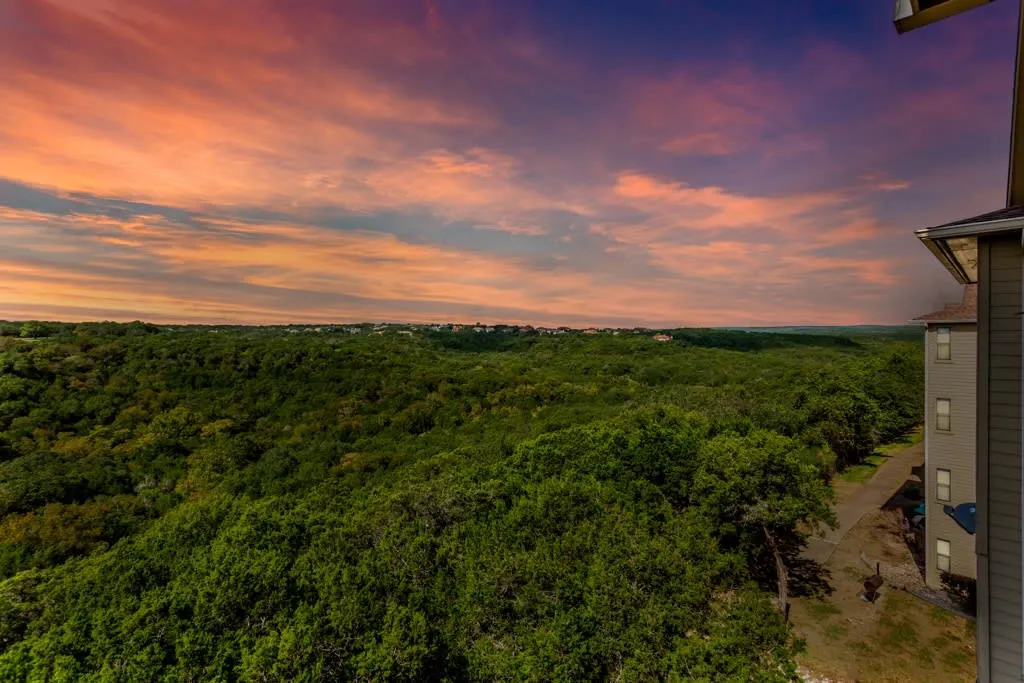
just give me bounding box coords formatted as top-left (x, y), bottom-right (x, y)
top-left (659, 132), bottom-right (745, 156)
top-left (0, 0), bottom-right (1014, 327)
top-left (625, 65), bottom-right (794, 157)
top-left (609, 172), bottom-right (846, 232)
top-left (1, 204), bottom-right (907, 327)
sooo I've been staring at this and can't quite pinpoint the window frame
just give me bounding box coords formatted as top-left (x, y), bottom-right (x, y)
top-left (936, 468), bottom-right (951, 502)
top-left (935, 326), bottom-right (952, 361)
top-left (936, 538), bottom-right (951, 574)
top-left (936, 398), bottom-right (951, 432)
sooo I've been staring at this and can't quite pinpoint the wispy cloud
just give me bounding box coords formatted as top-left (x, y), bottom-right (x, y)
top-left (0, 0), bottom-right (1016, 326)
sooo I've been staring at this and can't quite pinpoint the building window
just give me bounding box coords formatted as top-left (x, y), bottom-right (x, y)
top-left (936, 539), bottom-right (951, 574)
top-left (936, 468), bottom-right (951, 502)
top-left (936, 398), bottom-right (951, 432)
top-left (936, 327), bottom-right (951, 360)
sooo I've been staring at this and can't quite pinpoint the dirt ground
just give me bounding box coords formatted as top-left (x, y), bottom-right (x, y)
top-left (790, 508), bottom-right (976, 683)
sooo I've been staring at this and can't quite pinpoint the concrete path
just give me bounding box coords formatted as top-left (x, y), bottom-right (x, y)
top-left (803, 442), bottom-right (924, 565)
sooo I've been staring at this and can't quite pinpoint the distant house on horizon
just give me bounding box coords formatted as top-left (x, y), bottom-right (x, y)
top-left (652, 334), bottom-right (672, 342)
top-left (910, 284), bottom-right (978, 591)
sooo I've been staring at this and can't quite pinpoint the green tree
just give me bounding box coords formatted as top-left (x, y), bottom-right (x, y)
top-left (17, 322), bottom-right (54, 339)
top-left (0, 323), bottom-right (923, 681)
top-left (862, 343), bottom-right (924, 442)
top-left (692, 429), bottom-right (836, 613)
top-left (805, 384), bottom-right (881, 469)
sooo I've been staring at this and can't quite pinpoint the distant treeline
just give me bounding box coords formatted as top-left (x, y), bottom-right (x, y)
top-left (2, 319), bottom-right (916, 349)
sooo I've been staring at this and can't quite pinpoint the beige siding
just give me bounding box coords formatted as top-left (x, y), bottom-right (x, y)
top-left (925, 323), bottom-right (977, 588)
top-left (979, 232), bottom-right (1022, 683)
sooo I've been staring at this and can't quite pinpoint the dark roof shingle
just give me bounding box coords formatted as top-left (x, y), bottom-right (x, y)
top-left (923, 205), bottom-right (1024, 231)
top-left (910, 284), bottom-right (978, 323)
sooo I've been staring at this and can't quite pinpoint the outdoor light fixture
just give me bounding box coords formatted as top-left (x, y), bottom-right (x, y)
top-left (893, 0), bottom-right (997, 34)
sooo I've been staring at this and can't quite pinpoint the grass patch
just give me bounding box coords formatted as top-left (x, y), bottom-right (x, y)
top-left (790, 518), bottom-right (975, 683)
top-left (841, 566), bottom-right (864, 581)
top-left (837, 455), bottom-right (886, 483)
top-left (836, 427), bottom-right (923, 483)
top-left (942, 650), bottom-right (971, 669)
top-left (823, 623), bottom-right (848, 642)
top-left (930, 605), bottom-right (954, 626)
top-left (806, 601), bottom-right (842, 621)
top-left (876, 614), bottom-right (919, 651)
top-left (877, 426), bottom-right (923, 455)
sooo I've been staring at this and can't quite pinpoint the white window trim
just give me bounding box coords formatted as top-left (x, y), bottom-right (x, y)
top-left (936, 468), bottom-right (951, 502)
top-left (936, 538), bottom-right (951, 574)
top-left (936, 326), bottom-right (952, 361)
top-left (935, 398), bottom-right (951, 432)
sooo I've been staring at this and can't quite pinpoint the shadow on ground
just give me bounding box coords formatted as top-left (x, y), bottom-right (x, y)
top-left (881, 479), bottom-right (923, 512)
top-left (880, 478), bottom-right (928, 582)
top-left (754, 538), bottom-right (834, 601)
top-left (787, 550), bottom-right (834, 599)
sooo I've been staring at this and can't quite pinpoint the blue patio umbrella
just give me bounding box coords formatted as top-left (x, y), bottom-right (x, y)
top-left (942, 502), bottom-right (977, 535)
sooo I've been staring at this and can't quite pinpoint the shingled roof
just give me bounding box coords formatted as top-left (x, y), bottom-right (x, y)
top-left (919, 204), bottom-right (1024, 232)
top-left (910, 284), bottom-right (978, 323)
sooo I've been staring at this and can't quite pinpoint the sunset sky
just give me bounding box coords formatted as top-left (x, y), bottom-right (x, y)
top-left (0, 0), bottom-right (1018, 327)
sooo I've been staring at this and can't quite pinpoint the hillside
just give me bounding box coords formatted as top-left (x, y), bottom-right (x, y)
top-left (0, 324), bottom-right (923, 681)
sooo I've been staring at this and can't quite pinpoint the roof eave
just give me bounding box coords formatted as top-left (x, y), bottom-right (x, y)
top-left (915, 214), bottom-right (1024, 285)
top-left (917, 237), bottom-right (974, 284)
top-left (906, 318), bottom-right (977, 325)
top-left (915, 213), bottom-right (1024, 239)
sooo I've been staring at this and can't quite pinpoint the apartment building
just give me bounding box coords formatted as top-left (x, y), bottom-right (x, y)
top-left (915, 209), bottom-right (1023, 682)
top-left (911, 285), bottom-right (978, 590)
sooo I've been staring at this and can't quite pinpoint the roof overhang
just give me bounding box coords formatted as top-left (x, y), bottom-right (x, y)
top-left (916, 211), bottom-right (1024, 284)
top-left (893, 0), bottom-right (997, 35)
top-left (905, 318), bottom-right (977, 325)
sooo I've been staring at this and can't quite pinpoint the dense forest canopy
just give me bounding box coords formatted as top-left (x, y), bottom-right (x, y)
top-left (0, 322), bottom-right (923, 681)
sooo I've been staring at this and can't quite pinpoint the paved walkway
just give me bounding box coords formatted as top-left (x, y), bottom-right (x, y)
top-left (803, 442), bottom-right (924, 565)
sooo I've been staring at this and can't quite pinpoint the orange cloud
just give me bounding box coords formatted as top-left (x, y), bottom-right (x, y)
top-left (1, 0), bottom-right (492, 208)
top-left (3, 0), bottom-right (1000, 327)
top-left (611, 172), bottom-right (844, 231)
top-left (0, 206), bottom-right (900, 328)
